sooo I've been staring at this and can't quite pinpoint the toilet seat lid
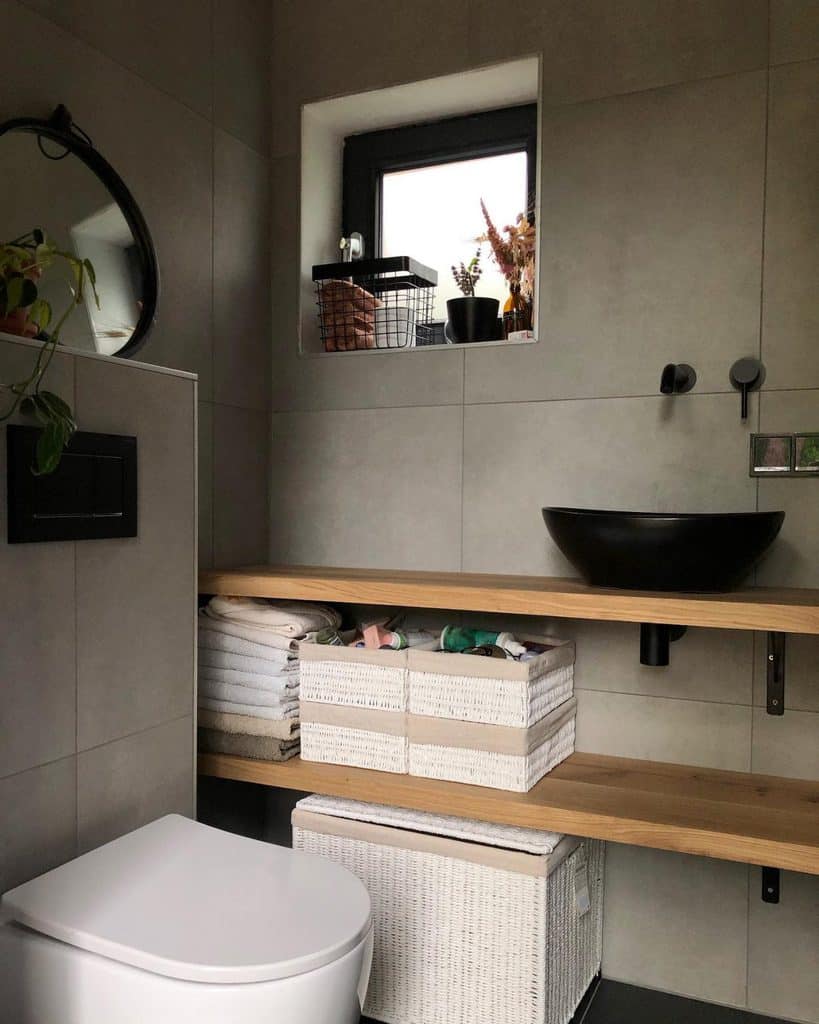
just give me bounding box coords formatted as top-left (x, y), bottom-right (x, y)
top-left (1, 814), bottom-right (372, 984)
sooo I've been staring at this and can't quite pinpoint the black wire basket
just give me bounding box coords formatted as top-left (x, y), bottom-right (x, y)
top-left (313, 256), bottom-right (437, 352)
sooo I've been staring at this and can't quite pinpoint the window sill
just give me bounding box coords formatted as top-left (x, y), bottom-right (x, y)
top-left (301, 335), bottom-right (538, 358)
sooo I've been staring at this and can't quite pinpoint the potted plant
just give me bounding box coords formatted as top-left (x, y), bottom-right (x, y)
top-left (0, 228), bottom-right (99, 474)
top-left (446, 249), bottom-right (500, 343)
top-left (479, 199), bottom-right (536, 339)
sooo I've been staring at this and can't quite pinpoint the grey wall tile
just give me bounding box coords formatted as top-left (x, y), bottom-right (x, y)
top-left (0, 758), bottom-right (77, 892)
top-left (770, 1), bottom-right (819, 64)
top-left (77, 716), bottom-right (193, 853)
top-left (575, 690), bottom-right (752, 770)
top-left (756, 390), bottom-right (819, 588)
top-left (752, 707), bottom-right (819, 780)
top-left (213, 404), bottom-right (270, 566)
top-left (762, 61), bottom-right (819, 390)
top-left (752, 632), bottom-right (819, 712)
top-left (214, 0), bottom-right (270, 154)
top-left (603, 845), bottom-right (749, 1006)
top-left (271, 0), bottom-right (471, 158)
top-left (198, 400), bottom-right (214, 570)
top-left (462, 395), bottom-right (756, 576)
top-left (17, 0), bottom-right (213, 117)
top-left (0, 1), bottom-right (215, 396)
top-left (268, 406), bottom-right (463, 569)
top-left (0, 341), bottom-right (76, 778)
top-left (466, 72), bottom-right (766, 404)
top-left (74, 360), bottom-right (196, 750)
top-left (214, 131), bottom-right (271, 411)
top-left (469, 0), bottom-right (767, 104)
top-left (748, 868), bottom-right (819, 1024)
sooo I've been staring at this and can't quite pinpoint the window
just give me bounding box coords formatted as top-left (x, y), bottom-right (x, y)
top-left (343, 105), bottom-right (537, 321)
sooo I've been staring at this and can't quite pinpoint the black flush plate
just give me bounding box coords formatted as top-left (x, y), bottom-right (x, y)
top-left (7, 425), bottom-right (137, 543)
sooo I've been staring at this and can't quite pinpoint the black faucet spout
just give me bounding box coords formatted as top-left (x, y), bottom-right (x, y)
top-left (660, 363), bottom-right (696, 395)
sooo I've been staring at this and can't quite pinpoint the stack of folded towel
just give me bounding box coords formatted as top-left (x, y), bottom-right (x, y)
top-left (198, 596), bottom-right (343, 762)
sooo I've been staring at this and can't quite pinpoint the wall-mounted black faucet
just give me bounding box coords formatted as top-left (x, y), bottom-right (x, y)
top-left (660, 363), bottom-right (697, 395)
top-left (730, 357), bottom-right (764, 421)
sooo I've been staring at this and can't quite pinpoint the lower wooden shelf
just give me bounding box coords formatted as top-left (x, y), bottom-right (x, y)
top-left (198, 751), bottom-right (819, 876)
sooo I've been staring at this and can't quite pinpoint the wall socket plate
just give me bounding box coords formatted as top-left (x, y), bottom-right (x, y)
top-left (750, 433), bottom-right (819, 477)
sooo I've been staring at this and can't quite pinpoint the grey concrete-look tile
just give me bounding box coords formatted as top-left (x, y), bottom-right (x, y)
top-left (0, 757), bottom-right (77, 892)
top-left (756, 390), bottom-right (819, 588)
top-left (214, 131), bottom-right (271, 411)
top-left (0, 340), bottom-right (76, 778)
top-left (575, 690), bottom-right (752, 770)
top-left (770, 1), bottom-right (819, 64)
top-left (752, 632), bottom-right (819, 712)
top-left (17, 0), bottom-right (213, 117)
top-left (214, 0), bottom-right (270, 155)
top-left (213, 404), bottom-right (269, 566)
top-left (270, 0), bottom-right (471, 158)
top-left (603, 846), bottom-right (749, 1006)
top-left (466, 71), bottom-right (766, 404)
top-left (268, 405), bottom-right (463, 570)
top-left (470, 0), bottom-right (767, 103)
top-left (77, 716), bottom-right (194, 853)
top-left (762, 61), bottom-right (819, 390)
top-left (752, 707), bottom-right (819, 780)
top-left (462, 394), bottom-right (756, 576)
top-left (74, 360), bottom-right (196, 750)
top-left (748, 868), bottom-right (819, 1024)
top-left (198, 400), bottom-right (214, 570)
top-left (0, 2), bottom-right (214, 393)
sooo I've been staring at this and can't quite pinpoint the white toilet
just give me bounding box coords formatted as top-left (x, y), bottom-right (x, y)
top-left (0, 814), bottom-right (373, 1023)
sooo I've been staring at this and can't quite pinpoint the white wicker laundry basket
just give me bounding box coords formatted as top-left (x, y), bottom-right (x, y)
top-left (407, 636), bottom-right (576, 791)
top-left (299, 644), bottom-right (410, 773)
top-left (292, 796), bottom-right (604, 1024)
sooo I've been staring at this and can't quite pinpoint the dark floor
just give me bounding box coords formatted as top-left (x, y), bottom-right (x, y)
top-left (362, 979), bottom-right (793, 1024)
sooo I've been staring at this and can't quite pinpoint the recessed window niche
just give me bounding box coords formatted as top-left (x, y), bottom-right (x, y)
top-left (299, 56), bottom-right (541, 356)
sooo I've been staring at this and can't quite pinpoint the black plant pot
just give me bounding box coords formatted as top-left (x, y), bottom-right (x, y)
top-left (445, 296), bottom-right (500, 344)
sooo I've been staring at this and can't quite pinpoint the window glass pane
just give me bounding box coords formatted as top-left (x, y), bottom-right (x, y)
top-left (381, 151), bottom-right (529, 322)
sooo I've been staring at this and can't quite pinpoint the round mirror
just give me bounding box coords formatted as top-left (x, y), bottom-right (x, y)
top-left (0, 105), bottom-right (158, 358)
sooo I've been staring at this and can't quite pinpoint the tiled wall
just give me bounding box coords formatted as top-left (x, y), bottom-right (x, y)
top-left (268, 3), bottom-right (819, 1020)
top-left (0, 337), bottom-right (196, 889)
top-left (1, 0), bottom-right (272, 570)
top-left (0, 0), bottom-right (271, 886)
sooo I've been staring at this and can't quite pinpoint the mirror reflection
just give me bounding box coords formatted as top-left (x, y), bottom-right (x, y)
top-left (1, 133), bottom-right (143, 356)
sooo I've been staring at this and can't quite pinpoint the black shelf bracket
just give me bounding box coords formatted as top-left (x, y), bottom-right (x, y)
top-left (762, 866), bottom-right (780, 904)
top-left (766, 633), bottom-right (786, 715)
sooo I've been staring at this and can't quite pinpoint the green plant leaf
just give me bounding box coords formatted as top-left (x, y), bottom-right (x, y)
top-left (5, 273), bottom-right (24, 312)
top-left (38, 390), bottom-right (76, 431)
top-left (29, 298), bottom-right (52, 331)
top-left (83, 259), bottom-right (100, 308)
top-left (33, 420), bottom-right (65, 476)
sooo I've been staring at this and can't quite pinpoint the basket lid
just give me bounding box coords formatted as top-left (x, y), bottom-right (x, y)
top-left (295, 796), bottom-right (565, 855)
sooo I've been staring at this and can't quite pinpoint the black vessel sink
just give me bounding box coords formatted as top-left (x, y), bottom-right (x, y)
top-left (542, 507), bottom-right (785, 592)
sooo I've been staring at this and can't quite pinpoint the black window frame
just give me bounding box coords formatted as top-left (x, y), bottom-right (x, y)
top-left (342, 103), bottom-right (537, 259)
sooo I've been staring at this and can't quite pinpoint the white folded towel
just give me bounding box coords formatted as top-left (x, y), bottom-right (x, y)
top-left (198, 697), bottom-right (299, 721)
top-left (200, 611), bottom-right (305, 651)
top-left (199, 648), bottom-right (298, 677)
top-left (199, 678), bottom-right (300, 709)
top-left (199, 666), bottom-right (298, 692)
top-left (198, 626), bottom-right (297, 664)
top-left (207, 597), bottom-right (341, 637)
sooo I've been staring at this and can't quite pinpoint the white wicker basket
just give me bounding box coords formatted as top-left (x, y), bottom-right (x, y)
top-left (408, 635), bottom-right (575, 727)
top-left (408, 697), bottom-right (577, 792)
top-left (299, 644), bottom-right (410, 772)
top-left (292, 796), bottom-right (604, 1024)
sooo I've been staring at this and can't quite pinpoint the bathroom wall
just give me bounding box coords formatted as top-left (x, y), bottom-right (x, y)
top-left (267, 3), bottom-right (819, 1021)
top-left (0, 0), bottom-right (272, 569)
top-left (0, 0), bottom-right (271, 887)
top-left (0, 336), bottom-right (196, 890)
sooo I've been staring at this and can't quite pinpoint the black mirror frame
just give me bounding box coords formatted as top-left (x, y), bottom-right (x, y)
top-left (0, 104), bottom-right (159, 360)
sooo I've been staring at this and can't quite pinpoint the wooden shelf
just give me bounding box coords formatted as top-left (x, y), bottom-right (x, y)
top-left (199, 565), bottom-right (819, 634)
top-left (199, 752), bottom-right (819, 876)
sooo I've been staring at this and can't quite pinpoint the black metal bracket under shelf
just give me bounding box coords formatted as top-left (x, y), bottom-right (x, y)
top-left (766, 632), bottom-right (786, 715)
top-left (762, 866), bottom-right (780, 904)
